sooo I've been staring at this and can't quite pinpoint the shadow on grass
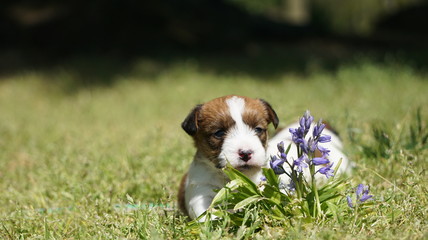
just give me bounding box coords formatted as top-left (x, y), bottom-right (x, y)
top-left (1, 38), bottom-right (428, 94)
top-left (2, 0), bottom-right (428, 93)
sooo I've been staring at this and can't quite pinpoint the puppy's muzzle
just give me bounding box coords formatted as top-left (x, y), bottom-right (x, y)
top-left (238, 149), bottom-right (253, 162)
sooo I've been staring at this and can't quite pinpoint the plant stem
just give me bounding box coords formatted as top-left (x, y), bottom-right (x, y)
top-left (293, 145), bottom-right (303, 199)
top-left (310, 165), bottom-right (322, 218)
top-left (352, 204), bottom-right (359, 229)
top-left (298, 172), bottom-right (304, 196)
top-left (292, 172), bottom-right (302, 199)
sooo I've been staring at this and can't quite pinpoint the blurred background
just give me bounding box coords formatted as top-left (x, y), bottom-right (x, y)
top-left (1, 2), bottom-right (427, 237)
top-left (1, 0), bottom-right (428, 80)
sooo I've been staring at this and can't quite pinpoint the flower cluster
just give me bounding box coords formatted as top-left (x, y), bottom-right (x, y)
top-left (346, 184), bottom-right (373, 208)
top-left (270, 110), bottom-right (335, 179)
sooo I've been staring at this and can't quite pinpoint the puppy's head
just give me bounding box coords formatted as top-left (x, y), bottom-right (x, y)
top-left (182, 95), bottom-right (279, 172)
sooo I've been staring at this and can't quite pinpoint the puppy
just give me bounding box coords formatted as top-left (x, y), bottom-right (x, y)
top-left (178, 95), bottom-right (350, 220)
top-left (178, 95), bottom-right (279, 220)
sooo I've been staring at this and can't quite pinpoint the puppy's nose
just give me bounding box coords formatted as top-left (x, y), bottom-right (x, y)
top-left (238, 149), bottom-right (253, 162)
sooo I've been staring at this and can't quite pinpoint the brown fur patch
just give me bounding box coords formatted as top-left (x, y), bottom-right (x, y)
top-left (193, 96), bottom-right (235, 165)
top-left (243, 97), bottom-right (278, 147)
top-left (242, 108), bottom-right (269, 147)
top-left (177, 173), bottom-right (188, 216)
top-left (258, 99), bottom-right (279, 129)
top-left (182, 95), bottom-right (279, 167)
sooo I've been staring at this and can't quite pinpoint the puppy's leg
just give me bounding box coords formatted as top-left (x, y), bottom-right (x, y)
top-left (186, 186), bottom-right (218, 221)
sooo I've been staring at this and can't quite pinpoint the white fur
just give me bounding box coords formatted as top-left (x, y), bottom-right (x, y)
top-left (218, 97), bottom-right (267, 181)
top-left (185, 151), bottom-right (228, 220)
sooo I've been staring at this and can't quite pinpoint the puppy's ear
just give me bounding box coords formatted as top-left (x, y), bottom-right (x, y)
top-left (259, 99), bottom-right (279, 129)
top-left (181, 104), bottom-right (203, 136)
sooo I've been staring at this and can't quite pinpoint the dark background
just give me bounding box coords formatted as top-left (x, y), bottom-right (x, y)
top-left (1, 0), bottom-right (428, 81)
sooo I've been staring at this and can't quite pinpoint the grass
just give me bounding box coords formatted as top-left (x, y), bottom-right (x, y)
top-left (0, 53), bottom-right (427, 239)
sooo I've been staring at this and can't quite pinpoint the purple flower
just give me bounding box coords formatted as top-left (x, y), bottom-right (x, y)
top-left (299, 110), bottom-right (313, 135)
top-left (360, 194), bottom-right (373, 202)
top-left (356, 184), bottom-right (364, 196)
top-left (277, 141), bottom-right (285, 154)
top-left (356, 184), bottom-right (373, 202)
top-left (347, 184), bottom-right (374, 208)
top-left (289, 127), bottom-right (305, 144)
top-left (279, 179), bottom-right (295, 192)
top-left (280, 152), bottom-right (287, 160)
top-left (318, 163), bottom-right (334, 178)
top-left (346, 196), bottom-right (354, 208)
top-left (277, 141), bottom-right (288, 160)
top-left (312, 157), bottom-right (330, 165)
top-left (286, 180), bottom-right (296, 192)
top-left (317, 145), bottom-right (330, 158)
top-left (301, 138), bottom-right (317, 154)
top-left (270, 155), bottom-right (286, 175)
top-left (291, 111), bottom-right (314, 146)
top-left (293, 155), bottom-right (308, 172)
top-left (299, 115), bottom-right (306, 129)
top-left (318, 135), bottom-right (331, 143)
top-left (300, 139), bottom-right (309, 154)
top-left (309, 139), bottom-right (317, 153)
top-left (313, 120), bottom-right (326, 138)
top-left (260, 175), bottom-right (267, 181)
top-left (306, 117), bottom-right (314, 130)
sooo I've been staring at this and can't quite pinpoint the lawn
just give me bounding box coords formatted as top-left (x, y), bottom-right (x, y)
top-left (0, 51), bottom-right (427, 239)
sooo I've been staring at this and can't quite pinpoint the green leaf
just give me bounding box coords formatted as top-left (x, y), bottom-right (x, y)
top-left (285, 142), bottom-right (292, 154)
top-left (224, 164), bottom-right (259, 195)
top-left (269, 207), bottom-right (288, 219)
top-left (300, 200), bottom-right (311, 217)
top-left (262, 168), bottom-right (279, 186)
top-left (325, 201), bottom-right (341, 223)
top-left (318, 179), bottom-right (347, 203)
top-left (333, 158), bottom-right (343, 175)
top-left (261, 184), bottom-right (281, 200)
top-left (263, 198), bottom-right (290, 216)
top-left (318, 178), bottom-right (347, 193)
top-left (225, 179), bottom-right (244, 191)
top-left (233, 195), bottom-right (262, 211)
top-left (210, 187), bottom-right (229, 206)
top-left (210, 208), bottom-right (226, 218)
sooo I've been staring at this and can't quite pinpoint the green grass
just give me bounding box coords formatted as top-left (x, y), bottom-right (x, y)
top-left (0, 55), bottom-right (427, 239)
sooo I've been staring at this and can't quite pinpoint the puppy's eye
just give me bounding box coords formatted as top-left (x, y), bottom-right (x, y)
top-left (213, 130), bottom-right (226, 139)
top-left (255, 127), bottom-right (265, 135)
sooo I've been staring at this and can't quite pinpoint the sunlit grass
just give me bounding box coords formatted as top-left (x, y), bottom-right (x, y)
top-left (0, 56), bottom-right (427, 239)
